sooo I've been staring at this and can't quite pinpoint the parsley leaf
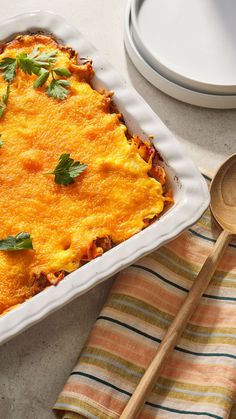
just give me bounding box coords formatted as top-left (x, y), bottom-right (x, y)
top-left (46, 79), bottom-right (70, 100)
top-left (35, 50), bottom-right (58, 64)
top-left (0, 232), bottom-right (33, 251)
top-left (0, 134), bottom-right (3, 148)
top-left (0, 47), bottom-right (71, 115)
top-left (16, 49), bottom-right (71, 99)
top-left (0, 84), bottom-right (10, 118)
top-left (47, 153), bottom-right (87, 185)
top-left (17, 52), bottom-right (41, 75)
top-left (0, 57), bottom-right (17, 82)
top-left (28, 47), bottom-right (40, 59)
top-left (17, 49), bottom-right (58, 76)
top-left (29, 48), bottom-right (57, 64)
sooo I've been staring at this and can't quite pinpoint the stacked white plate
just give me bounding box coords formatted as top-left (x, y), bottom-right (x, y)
top-left (125, 0), bottom-right (236, 108)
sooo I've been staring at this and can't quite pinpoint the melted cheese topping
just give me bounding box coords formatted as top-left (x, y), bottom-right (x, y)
top-left (0, 35), bottom-right (164, 313)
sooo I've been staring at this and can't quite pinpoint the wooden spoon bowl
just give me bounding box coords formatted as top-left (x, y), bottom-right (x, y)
top-left (210, 154), bottom-right (236, 233)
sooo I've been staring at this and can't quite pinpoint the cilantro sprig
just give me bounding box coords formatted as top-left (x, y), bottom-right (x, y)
top-left (46, 153), bottom-right (87, 186)
top-left (0, 47), bottom-right (72, 117)
top-left (0, 232), bottom-right (33, 251)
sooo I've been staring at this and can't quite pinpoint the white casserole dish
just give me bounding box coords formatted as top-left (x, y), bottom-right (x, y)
top-left (0, 11), bottom-right (209, 345)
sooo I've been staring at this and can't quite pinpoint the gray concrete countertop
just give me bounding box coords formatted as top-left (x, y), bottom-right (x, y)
top-left (0, 1), bottom-right (235, 418)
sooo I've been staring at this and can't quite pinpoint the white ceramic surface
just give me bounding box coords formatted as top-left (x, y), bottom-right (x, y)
top-left (131, 0), bottom-right (236, 95)
top-left (0, 10), bottom-right (209, 345)
top-left (125, 1), bottom-right (236, 109)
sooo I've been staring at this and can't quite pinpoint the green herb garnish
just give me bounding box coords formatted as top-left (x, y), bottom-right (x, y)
top-left (0, 58), bottom-right (17, 82)
top-left (0, 47), bottom-right (72, 116)
top-left (17, 48), bottom-right (58, 75)
top-left (17, 48), bottom-right (71, 98)
top-left (0, 134), bottom-right (4, 148)
top-left (46, 79), bottom-right (71, 100)
top-left (46, 153), bottom-right (87, 185)
top-left (28, 47), bottom-right (58, 63)
top-left (0, 49), bottom-right (57, 81)
top-left (0, 84), bottom-right (10, 118)
top-left (0, 232), bottom-right (33, 251)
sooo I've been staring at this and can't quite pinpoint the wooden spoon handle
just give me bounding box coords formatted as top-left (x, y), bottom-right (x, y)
top-left (120, 229), bottom-right (232, 419)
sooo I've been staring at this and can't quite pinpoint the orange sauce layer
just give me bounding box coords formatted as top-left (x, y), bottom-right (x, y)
top-left (0, 35), bottom-right (164, 313)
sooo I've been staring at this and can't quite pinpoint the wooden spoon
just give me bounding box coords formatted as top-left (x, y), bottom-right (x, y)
top-left (120, 154), bottom-right (236, 419)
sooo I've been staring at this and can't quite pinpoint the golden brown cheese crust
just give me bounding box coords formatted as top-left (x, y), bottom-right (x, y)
top-left (0, 35), bottom-right (165, 314)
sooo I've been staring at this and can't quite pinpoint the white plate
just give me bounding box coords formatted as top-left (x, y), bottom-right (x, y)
top-left (131, 0), bottom-right (236, 95)
top-left (125, 1), bottom-right (236, 108)
top-left (0, 11), bottom-right (209, 345)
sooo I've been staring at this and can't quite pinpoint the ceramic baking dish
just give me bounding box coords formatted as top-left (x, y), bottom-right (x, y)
top-left (0, 11), bottom-right (209, 345)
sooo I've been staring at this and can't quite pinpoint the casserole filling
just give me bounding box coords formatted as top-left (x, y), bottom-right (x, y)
top-left (0, 35), bottom-right (172, 314)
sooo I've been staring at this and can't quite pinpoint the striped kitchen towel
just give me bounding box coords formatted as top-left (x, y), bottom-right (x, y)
top-left (54, 175), bottom-right (236, 419)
